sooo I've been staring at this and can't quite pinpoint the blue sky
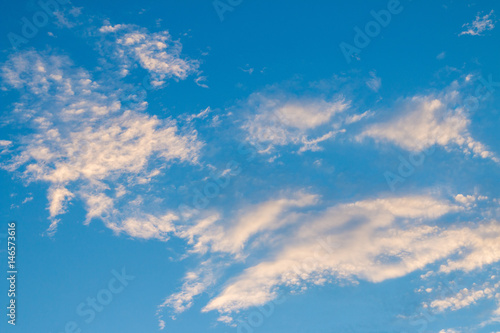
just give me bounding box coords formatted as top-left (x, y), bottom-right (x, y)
top-left (1, 0), bottom-right (500, 332)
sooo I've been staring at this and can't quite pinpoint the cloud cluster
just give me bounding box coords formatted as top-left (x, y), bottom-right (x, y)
top-left (460, 10), bottom-right (496, 36)
top-left (1, 50), bottom-right (202, 234)
top-left (98, 23), bottom-right (199, 86)
top-left (242, 91), bottom-right (356, 153)
top-left (429, 279), bottom-right (500, 312)
top-left (2, 8), bottom-right (499, 331)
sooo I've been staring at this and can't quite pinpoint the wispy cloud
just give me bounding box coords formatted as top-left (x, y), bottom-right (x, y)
top-left (158, 259), bottom-right (220, 316)
top-left (357, 79), bottom-right (498, 163)
top-left (98, 23), bottom-right (199, 86)
top-left (436, 51), bottom-right (446, 60)
top-left (156, 189), bottom-right (500, 323)
top-left (460, 10), bottom-right (496, 36)
top-left (241, 91), bottom-right (352, 153)
top-left (201, 194), bottom-right (462, 315)
top-left (366, 71), bottom-right (381, 92)
top-left (54, 6), bottom-right (84, 28)
top-left (174, 191), bottom-right (319, 257)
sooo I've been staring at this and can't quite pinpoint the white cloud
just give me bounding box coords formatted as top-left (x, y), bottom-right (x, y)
top-left (159, 260), bottom-right (219, 314)
top-left (48, 186), bottom-right (74, 218)
top-left (99, 24), bottom-right (126, 33)
top-left (157, 191), bottom-right (500, 320)
top-left (165, 193), bottom-right (500, 322)
top-left (82, 192), bottom-right (115, 224)
top-left (194, 75), bottom-right (209, 88)
top-left (453, 193), bottom-right (487, 207)
top-left (366, 71), bottom-right (381, 92)
top-left (98, 23), bottom-right (198, 86)
top-left (460, 10), bottom-right (496, 36)
top-left (345, 110), bottom-right (371, 124)
top-left (358, 85), bottom-right (498, 162)
top-left (439, 222), bottom-right (500, 274)
top-left (53, 6), bottom-right (83, 28)
top-left (1, 50), bottom-right (202, 235)
top-left (117, 213), bottom-right (178, 240)
top-left (427, 276), bottom-right (500, 328)
top-left (454, 194), bottom-right (477, 205)
top-left (430, 280), bottom-right (500, 312)
top-left (176, 192), bottom-right (319, 257)
top-left (242, 91), bottom-right (353, 153)
top-left (160, 191), bottom-right (319, 316)
top-left (201, 195), bottom-right (468, 315)
top-left (22, 196), bottom-right (33, 204)
top-left (185, 107), bottom-right (212, 122)
top-left (297, 130), bottom-right (341, 153)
